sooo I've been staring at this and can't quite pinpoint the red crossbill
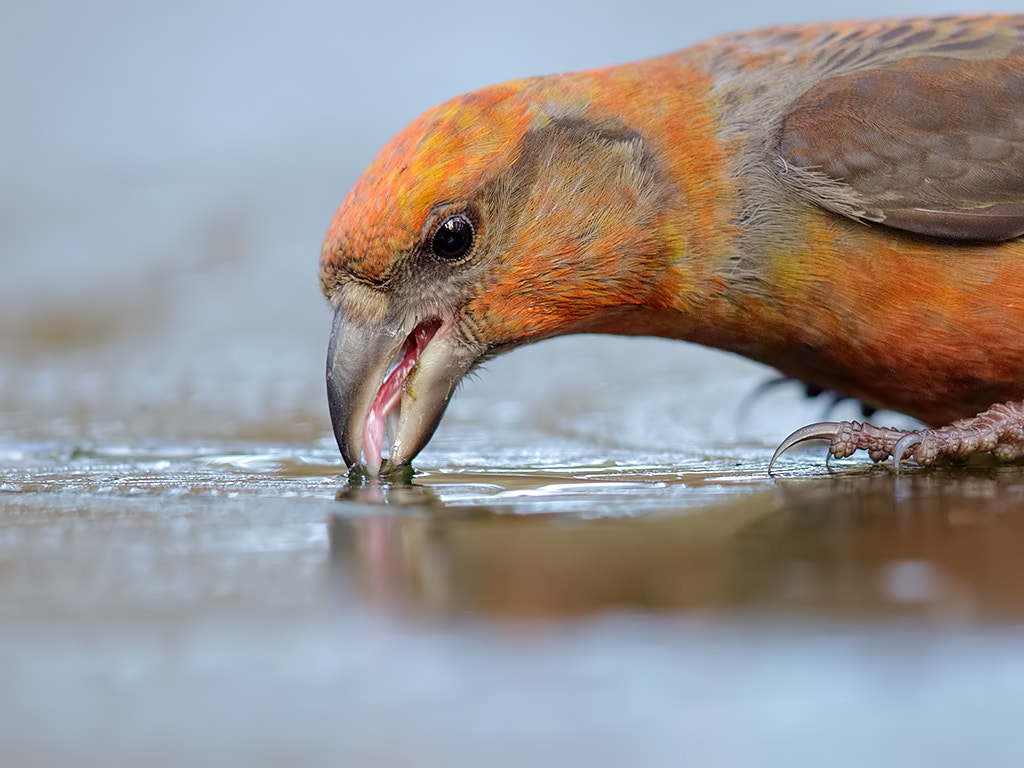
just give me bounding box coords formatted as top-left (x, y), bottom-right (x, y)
top-left (320, 15), bottom-right (1024, 475)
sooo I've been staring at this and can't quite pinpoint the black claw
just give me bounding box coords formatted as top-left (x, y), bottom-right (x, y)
top-left (737, 376), bottom-right (793, 422)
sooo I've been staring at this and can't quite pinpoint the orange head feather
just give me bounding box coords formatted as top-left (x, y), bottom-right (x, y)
top-left (320, 80), bottom-right (538, 295)
top-left (319, 60), bottom-right (727, 347)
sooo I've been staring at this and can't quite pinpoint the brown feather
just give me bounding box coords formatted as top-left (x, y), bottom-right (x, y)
top-left (779, 50), bottom-right (1024, 240)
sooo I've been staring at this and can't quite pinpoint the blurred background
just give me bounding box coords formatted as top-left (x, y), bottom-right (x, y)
top-left (1, 0), bottom-right (994, 445)
top-left (4, 1), bottom-right (1024, 766)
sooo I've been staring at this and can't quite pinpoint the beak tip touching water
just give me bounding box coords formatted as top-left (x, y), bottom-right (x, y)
top-left (326, 304), bottom-right (376, 472)
top-left (326, 303), bottom-right (482, 476)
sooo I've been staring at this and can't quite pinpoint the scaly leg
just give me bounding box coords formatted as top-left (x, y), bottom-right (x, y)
top-left (769, 401), bottom-right (1024, 472)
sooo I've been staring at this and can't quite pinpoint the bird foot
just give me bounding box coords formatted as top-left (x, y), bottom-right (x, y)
top-left (769, 400), bottom-right (1024, 472)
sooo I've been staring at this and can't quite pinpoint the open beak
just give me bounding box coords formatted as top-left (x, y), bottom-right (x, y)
top-left (326, 303), bottom-right (481, 475)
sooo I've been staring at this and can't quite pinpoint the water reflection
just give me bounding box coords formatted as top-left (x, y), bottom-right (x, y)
top-left (329, 468), bottom-right (1024, 621)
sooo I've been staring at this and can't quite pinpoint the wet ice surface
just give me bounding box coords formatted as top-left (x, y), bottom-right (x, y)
top-left (5, 0), bottom-right (1024, 765)
top-left (6, 433), bottom-right (1024, 767)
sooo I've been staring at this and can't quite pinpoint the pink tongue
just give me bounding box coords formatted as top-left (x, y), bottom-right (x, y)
top-left (362, 320), bottom-right (439, 475)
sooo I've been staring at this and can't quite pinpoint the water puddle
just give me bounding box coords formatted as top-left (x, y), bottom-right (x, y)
top-left (6, 439), bottom-right (1024, 766)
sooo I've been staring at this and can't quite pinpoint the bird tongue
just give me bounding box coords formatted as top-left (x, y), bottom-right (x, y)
top-left (361, 319), bottom-right (441, 475)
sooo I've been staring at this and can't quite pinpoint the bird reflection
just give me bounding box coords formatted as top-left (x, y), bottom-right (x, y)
top-left (328, 469), bottom-right (1024, 622)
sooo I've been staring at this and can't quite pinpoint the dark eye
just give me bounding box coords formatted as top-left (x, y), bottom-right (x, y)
top-left (431, 214), bottom-right (475, 260)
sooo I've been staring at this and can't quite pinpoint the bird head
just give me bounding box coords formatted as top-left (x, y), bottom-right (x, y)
top-left (321, 76), bottom-right (682, 474)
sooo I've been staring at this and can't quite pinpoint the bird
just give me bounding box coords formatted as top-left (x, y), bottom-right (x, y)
top-left (320, 15), bottom-right (1024, 476)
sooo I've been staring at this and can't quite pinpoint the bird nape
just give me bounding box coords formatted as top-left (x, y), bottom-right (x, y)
top-left (320, 14), bottom-right (1024, 476)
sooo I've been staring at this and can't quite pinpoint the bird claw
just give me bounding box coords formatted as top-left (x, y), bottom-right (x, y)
top-left (769, 419), bottom-right (909, 473)
top-left (891, 433), bottom-right (923, 472)
top-left (768, 400), bottom-right (1024, 473)
top-left (768, 421), bottom-right (841, 472)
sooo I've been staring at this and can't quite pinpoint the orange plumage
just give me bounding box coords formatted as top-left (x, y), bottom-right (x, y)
top-left (321, 15), bottom-right (1024, 474)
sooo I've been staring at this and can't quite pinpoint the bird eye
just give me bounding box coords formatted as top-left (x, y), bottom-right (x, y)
top-left (431, 214), bottom-right (475, 260)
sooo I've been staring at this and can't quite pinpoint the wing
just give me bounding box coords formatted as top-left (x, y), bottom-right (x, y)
top-left (778, 25), bottom-right (1024, 241)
